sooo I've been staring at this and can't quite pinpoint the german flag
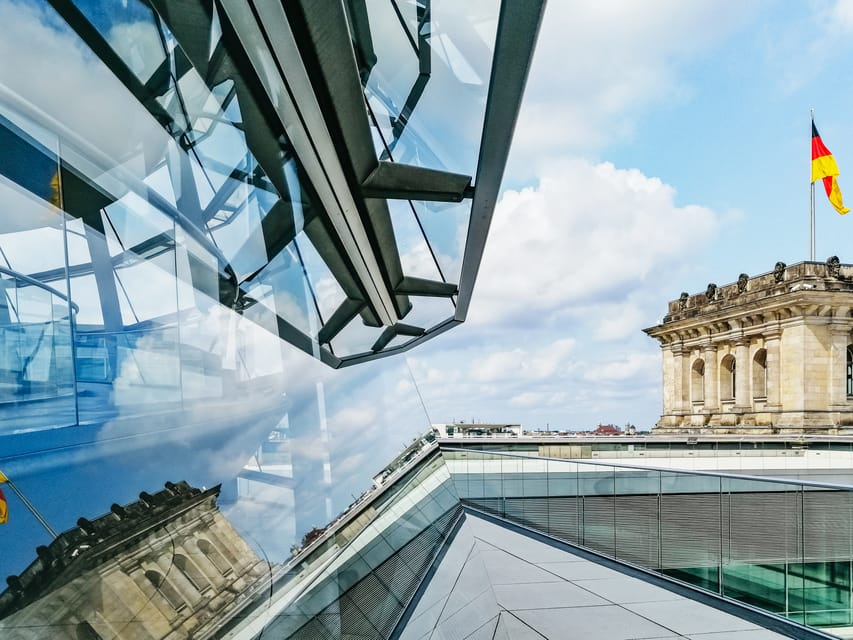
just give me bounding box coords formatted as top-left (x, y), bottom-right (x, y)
top-left (0, 470), bottom-right (6, 524)
top-left (812, 122), bottom-right (849, 214)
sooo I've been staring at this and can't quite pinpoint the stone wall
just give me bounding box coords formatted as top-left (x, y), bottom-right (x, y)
top-left (645, 259), bottom-right (853, 434)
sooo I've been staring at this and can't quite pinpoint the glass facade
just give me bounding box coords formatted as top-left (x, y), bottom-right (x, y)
top-left (445, 447), bottom-right (853, 635)
top-left (0, 1), bottom-right (545, 637)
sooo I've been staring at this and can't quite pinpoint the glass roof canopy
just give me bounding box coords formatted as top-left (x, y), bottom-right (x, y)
top-left (1, 0), bottom-right (543, 368)
top-left (0, 3), bottom-right (545, 634)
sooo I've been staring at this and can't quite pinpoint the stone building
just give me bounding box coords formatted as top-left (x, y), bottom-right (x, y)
top-left (644, 259), bottom-right (853, 433)
top-left (0, 482), bottom-right (271, 640)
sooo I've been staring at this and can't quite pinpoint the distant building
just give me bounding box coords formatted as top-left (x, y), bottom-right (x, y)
top-left (592, 424), bottom-right (620, 436)
top-left (0, 482), bottom-right (270, 640)
top-left (645, 259), bottom-right (853, 433)
top-left (433, 422), bottom-right (523, 438)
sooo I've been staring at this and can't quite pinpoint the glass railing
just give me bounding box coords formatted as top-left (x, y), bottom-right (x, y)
top-left (442, 447), bottom-right (853, 634)
top-left (0, 267), bottom-right (77, 433)
top-left (224, 447), bottom-right (463, 639)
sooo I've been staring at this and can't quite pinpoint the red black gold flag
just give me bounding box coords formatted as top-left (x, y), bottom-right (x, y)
top-left (812, 122), bottom-right (849, 214)
top-left (0, 470), bottom-right (7, 524)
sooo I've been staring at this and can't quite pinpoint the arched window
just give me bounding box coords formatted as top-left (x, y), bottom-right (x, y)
top-left (848, 345), bottom-right (853, 397)
top-left (691, 359), bottom-right (704, 402)
top-left (174, 554), bottom-right (211, 593)
top-left (197, 539), bottom-right (232, 575)
top-left (752, 349), bottom-right (767, 399)
top-left (721, 355), bottom-right (736, 401)
top-left (145, 569), bottom-right (186, 611)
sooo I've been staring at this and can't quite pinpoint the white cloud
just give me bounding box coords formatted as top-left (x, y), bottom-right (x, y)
top-left (583, 352), bottom-right (660, 384)
top-left (590, 302), bottom-right (647, 341)
top-left (833, 0), bottom-right (853, 30)
top-left (470, 159), bottom-right (718, 327)
top-left (471, 338), bottom-right (575, 383)
top-left (0, 2), bottom-right (171, 175)
top-left (509, 390), bottom-right (568, 408)
top-left (508, 1), bottom-right (752, 176)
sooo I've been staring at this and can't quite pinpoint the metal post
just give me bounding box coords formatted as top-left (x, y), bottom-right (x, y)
top-left (3, 476), bottom-right (58, 539)
top-left (811, 108), bottom-right (816, 261)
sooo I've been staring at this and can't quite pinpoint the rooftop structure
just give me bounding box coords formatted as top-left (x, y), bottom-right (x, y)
top-left (645, 259), bottom-right (853, 434)
top-left (5, 448), bottom-right (841, 639)
top-left (432, 421), bottom-right (523, 438)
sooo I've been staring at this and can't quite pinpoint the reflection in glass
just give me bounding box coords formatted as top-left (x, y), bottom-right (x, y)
top-left (0, 482), bottom-right (272, 635)
top-left (362, 0), bottom-right (500, 175)
top-left (0, 0), bottom-right (543, 636)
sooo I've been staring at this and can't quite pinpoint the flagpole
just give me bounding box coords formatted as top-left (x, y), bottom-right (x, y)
top-left (811, 108), bottom-right (815, 261)
top-left (0, 472), bottom-right (58, 539)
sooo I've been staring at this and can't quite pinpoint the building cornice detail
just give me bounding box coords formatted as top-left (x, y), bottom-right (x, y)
top-left (644, 260), bottom-right (853, 342)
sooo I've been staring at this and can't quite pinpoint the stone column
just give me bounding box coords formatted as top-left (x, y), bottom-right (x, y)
top-left (735, 337), bottom-right (751, 410)
top-left (671, 342), bottom-right (686, 414)
top-left (764, 328), bottom-right (782, 410)
top-left (702, 342), bottom-right (719, 412)
top-left (829, 324), bottom-right (851, 409)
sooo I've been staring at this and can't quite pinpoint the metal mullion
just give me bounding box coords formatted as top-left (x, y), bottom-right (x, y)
top-left (390, 0), bottom-right (420, 55)
top-left (408, 200), bottom-right (450, 288)
top-left (46, 0), bottom-right (173, 127)
top-left (455, 0), bottom-right (545, 321)
top-left (220, 0), bottom-right (397, 327)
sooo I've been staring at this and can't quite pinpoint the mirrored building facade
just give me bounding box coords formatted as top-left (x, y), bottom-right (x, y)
top-left (0, 0), bottom-right (545, 636)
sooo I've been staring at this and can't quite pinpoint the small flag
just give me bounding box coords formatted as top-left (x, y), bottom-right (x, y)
top-left (0, 487), bottom-right (7, 524)
top-left (812, 122), bottom-right (849, 214)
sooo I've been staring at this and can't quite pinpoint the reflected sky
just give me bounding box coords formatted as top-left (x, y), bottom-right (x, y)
top-left (0, 0), bottom-right (479, 588)
top-left (0, 19), bottom-right (543, 640)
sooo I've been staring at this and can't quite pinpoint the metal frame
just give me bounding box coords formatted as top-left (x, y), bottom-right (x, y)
top-left (220, 0), bottom-right (399, 327)
top-left (324, 0), bottom-right (547, 366)
top-left (36, 0), bottom-right (546, 368)
top-left (455, 0), bottom-right (546, 321)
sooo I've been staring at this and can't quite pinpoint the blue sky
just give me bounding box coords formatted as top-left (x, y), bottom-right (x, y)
top-left (400, 0), bottom-right (853, 432)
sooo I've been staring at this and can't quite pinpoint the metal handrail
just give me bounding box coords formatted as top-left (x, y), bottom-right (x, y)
top-left (0, 266), bottom-right (79, 314)
top-left (439, 445), bottom-right (853, 492)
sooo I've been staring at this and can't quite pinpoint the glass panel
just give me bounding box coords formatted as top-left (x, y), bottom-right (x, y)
top-left (363, 0), bottom-right (500, 175)
top-left (579, 464), bottom-right (616, 557)
top-left (0, 270), bottom-right (75, 433)
top-left (243, 236), bottom-right (321, 337)
top-left (388, 199), bottom-right (443, 282)
top-left (414, 199), bottom-right (470, 285)
top-left (544, 458), bottom-right (579, 543)
top-left (400, 295), bottom-right (454, 331)
top-left (615, 468), bottom-right (659, 568)
top-left (660, 471), bottom-right (721, 592)
top-left (362, 1), bottom-right (420, 146)
top-left (293, 235), bottom-right (347, 325)
top-left (329, 315), bottom-right (387, 358)
top-left (70, 0), bottom-right (167, 85)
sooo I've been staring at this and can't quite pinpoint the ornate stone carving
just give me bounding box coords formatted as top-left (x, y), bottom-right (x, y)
top-left (645, 260), bottom-right (853, 434)
top-left (679, 292), bottom-right (689, 310)
top-left (827, 255), bottom-right (841, 278)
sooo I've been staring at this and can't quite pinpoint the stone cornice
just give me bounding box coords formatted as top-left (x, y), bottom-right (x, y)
top-left (645, 260), bottom-right (853, 343)
top-left (0, 481), bottom-right (221, 618)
